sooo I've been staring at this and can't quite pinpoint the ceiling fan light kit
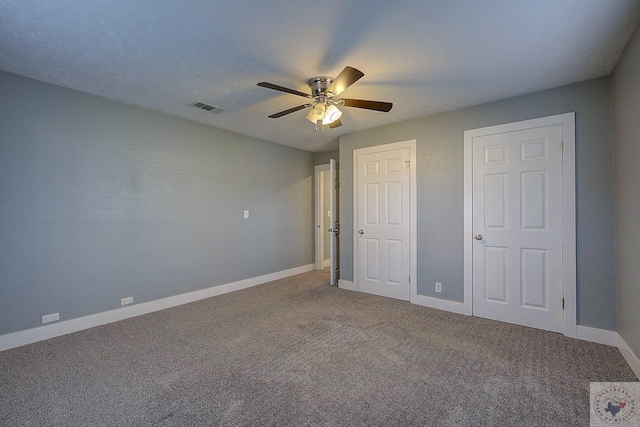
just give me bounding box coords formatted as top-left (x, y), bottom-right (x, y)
top-left (324, 104), bottom-right (342, 124)
top-left (258, 66), bottom-right (392, 130)
top-left (305, 101), bottom-right (343, 126)
top-left (306, 102), bottom-right (326, 123)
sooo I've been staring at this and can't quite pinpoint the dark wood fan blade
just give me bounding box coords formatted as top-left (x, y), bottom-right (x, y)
top-left (341, 98), bottom-right (393, 112)
top-left (328, 119), bottom-right (343, 129)
top-left (258, 82), bottom-right (313, 99)
top-left (327, 66), bottom-right (364, 96)
top-left (267, 104), bottom-right (311, 118)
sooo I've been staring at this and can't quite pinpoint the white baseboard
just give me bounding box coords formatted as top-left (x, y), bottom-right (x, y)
top-left (338, 279), bottom-right (357, 291)
top-left (618, 334), bottom-right (640, 380)
top-left (322, 259), bottom-right (330, 268)
top-left (0, 264), bottom-right (314, 353)
top-left (576, 325), bottom-right (619, 347)
top-left (411, 293), bottom-right (472, 315)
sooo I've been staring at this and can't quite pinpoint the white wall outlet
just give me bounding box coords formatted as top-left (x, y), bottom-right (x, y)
top-left (435, 282), bottom-right (442, 293)
top-left (42, 312), bottom-right (59, 324)
top-left (243, 210), bottom-right (249, 219)
top-left (121, 296), bottom-right (134, 306)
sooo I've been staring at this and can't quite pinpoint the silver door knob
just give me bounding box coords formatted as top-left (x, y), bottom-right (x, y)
top-left (358, 229), bottom-right (364, 235)
top-left (475, 234), bottom-right (483, 240)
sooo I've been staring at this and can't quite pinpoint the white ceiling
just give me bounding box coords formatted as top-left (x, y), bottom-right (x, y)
top-left (1, 1), bottom-right (639, 152)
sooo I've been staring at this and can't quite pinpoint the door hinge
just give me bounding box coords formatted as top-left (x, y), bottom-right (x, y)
top-left (562, 298), bottom-right (565, 309)
top-left (334, 180), bottom-right (340, 189)
top-left (561, 141), bottom-right (564, 153)
top-left (408, 275), bottom-right (411, 284)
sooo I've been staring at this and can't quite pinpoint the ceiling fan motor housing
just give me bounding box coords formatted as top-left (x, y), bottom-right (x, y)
top-left (308, 76), bottom-right (334, 97)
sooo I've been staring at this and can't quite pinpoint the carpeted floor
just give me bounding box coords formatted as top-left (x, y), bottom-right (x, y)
top-left (0, 269), bottom-right (637, 426)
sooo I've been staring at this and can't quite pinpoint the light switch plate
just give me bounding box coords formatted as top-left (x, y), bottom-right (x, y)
top-left (243, 210), bottom-right (249, 219)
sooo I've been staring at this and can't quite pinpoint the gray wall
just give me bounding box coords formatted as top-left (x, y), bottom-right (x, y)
top-left (340, 77), bottom-right (617, 330)
top-left (0, 71), bottom-right (315, 336)
top-left (612, 24), bottom-right (640, 358)
top-left (314, 149), bottom-right (339, 166)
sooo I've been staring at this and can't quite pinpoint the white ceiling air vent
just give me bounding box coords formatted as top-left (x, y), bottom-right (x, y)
top-left (190, 101), bottom-right (225, 113)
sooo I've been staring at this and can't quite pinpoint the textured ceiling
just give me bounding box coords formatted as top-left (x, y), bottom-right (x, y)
top-left (1, 1), bottom-right (639, 152)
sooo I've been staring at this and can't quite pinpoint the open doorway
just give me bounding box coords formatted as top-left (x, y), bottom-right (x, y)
top-left (315, 164), bottom-right (331, 270)
top-left (315, 160), bottom-right (340, 285)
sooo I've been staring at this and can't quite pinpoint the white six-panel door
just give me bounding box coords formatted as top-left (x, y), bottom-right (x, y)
top-left (355, 146), bottom-right (411, 300)
top-left (472, 124), bottom-right (564, 332)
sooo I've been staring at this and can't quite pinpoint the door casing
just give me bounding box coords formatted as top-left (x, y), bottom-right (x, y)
top-left (329, 159), bottom-right (340, 285)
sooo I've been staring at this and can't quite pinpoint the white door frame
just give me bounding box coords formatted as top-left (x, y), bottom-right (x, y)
top-left (463, 112), bottom-right (577, 338)
top-left (329, 159), bottom-right (340, 285)
top-left (353, 140), bottom-right (417, 298)
top-left (314, 164), bottom-right (330, 270)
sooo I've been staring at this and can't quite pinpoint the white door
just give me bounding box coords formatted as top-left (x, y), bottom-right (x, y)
top-left (329, 159), bottom-right (340, 286)
top-left (355, 146), bottom-right (411, 300)
top-left (472, 124), bottom-right (564, 332)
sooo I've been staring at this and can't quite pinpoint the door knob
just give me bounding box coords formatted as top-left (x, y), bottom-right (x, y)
top-left (358, 229), bottom-right (364, 235)
top-left (475, 234), bottom-right (483, 240)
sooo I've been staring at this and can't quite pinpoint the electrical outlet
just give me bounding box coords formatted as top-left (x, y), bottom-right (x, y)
top-left (42, 313), bottom-right (59, 324)
top-left (243, 210), bottom-right (249, 219)
top-left (121, 297), bottom-right (133, 306)
top-left (435, 282), bottom-right (442, 293)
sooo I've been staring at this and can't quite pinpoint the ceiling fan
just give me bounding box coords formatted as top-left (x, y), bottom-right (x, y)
top-left (257, 66), bottom-right (392, 130)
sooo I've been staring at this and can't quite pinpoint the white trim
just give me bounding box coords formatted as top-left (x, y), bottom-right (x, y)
top-left (315, 164), bottom-right (330, 270)
top-left (462, 125), bottom-right (474, 315)
top-left (576, 325), bottom-right (618, 347)
top-left (322, 258), bottom-right (331, 268)
top-left (412, 294), bottom-right (471, 315)
top-left (329, 159), bottom-right (339, 286)
top-left (561, 113), bottom-right (577, 338)
top-left (0, 264), bottom-right (314, 352)
top-left (353, 140), bottom-right (417, 302)
top-left (338, 279), bottom-right (357, 292)
top-left (463, 112), bottom-right (577, 337)
top-left (618, 335), bottom-right (640, 380)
